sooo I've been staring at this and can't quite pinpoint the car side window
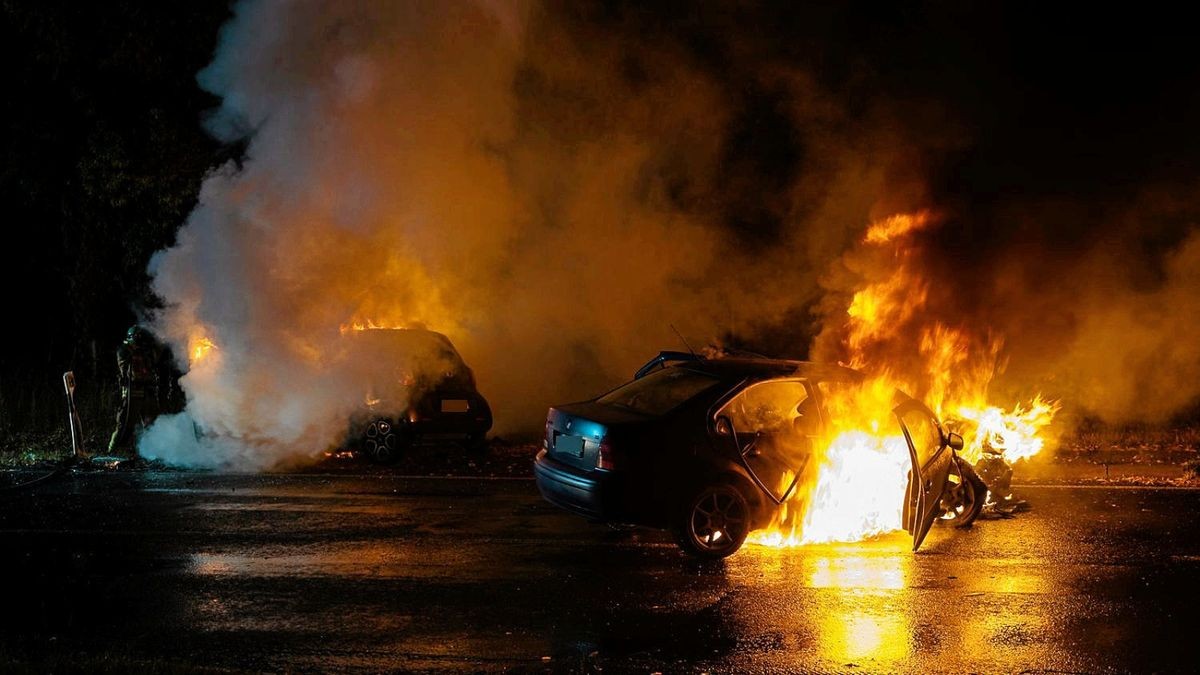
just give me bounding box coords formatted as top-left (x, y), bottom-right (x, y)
top-left (722, 380), bottom-right (812, 435)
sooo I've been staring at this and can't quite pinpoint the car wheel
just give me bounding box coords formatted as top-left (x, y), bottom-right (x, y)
top-left (362, 418), bottom-right (407, 464)
top-left (674, 482), bottom-right (751, 559)
top-left (937, 460), bottom-right (986, 528)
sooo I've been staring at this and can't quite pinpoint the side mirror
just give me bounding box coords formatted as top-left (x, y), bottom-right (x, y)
top-left (715, 416), bottom-right (732, 437)
top-left (946, 431), bottom-right (964, 451)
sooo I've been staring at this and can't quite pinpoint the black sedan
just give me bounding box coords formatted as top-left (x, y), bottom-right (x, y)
top-left (534, 353), bottom-right (985, 559)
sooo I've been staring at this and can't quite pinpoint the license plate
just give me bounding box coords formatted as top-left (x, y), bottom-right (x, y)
top-left (441, 399), bottom-right (469, 413)
top-left (555, 434), bottom-right (586, 457)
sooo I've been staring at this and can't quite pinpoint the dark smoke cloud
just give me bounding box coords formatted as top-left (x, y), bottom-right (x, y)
top-left (143, 1), bottom-right (1200, 466)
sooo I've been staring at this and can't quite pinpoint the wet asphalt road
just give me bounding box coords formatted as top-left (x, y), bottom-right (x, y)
top-left (1, 471), bottom-right (1198, 673)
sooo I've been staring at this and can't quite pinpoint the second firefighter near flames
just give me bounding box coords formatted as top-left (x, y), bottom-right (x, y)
top-left (107, 326), bottom-right (184, 455)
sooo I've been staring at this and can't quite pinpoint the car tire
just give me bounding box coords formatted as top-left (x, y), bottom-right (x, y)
top-left (937, 459), bottom-right (986, 528)
top-left (673, 481), bottom-right (752, 560)
top-left (362, 418), bottom-right (409, 464)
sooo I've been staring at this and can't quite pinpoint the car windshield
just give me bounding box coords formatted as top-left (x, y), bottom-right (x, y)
top-left (597, 368), bottom-right (721, 416)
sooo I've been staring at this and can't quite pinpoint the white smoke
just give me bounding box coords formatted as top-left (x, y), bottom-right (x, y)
top-left (141, 1), bottom-right (535, 467)
top-left (139, 0), bottom-right (860, 468)
top-left (137, 1), bottom-right (1200, 470)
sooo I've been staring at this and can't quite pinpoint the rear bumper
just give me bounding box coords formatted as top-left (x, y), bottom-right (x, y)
top-left (534, 451), bottom-right (625, 521)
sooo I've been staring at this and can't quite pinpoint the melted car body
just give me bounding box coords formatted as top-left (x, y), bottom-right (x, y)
top-left (534, 352), bottom-right (985, 558)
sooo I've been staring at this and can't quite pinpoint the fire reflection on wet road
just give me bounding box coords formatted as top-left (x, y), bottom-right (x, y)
top-left (1, 473), bottom-right (1197, 672)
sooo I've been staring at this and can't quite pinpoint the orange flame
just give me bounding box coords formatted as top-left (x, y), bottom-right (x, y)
top-left (748, 377), bottom-right (911, 546)
top-left (953, 395), bottom-right (1061, 464)
top-left (188, 335), bottom-right (217, 367)
top-left (339, 319), bottom-right (409, 334)
top-left (862, 210), bottom-right (934, 244)
top-left (751, 210), bottom-right (1058, 547)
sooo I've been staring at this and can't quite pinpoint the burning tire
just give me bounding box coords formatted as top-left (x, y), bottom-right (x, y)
top-left (362, 418), bottom-right (409, 464)
top-left (674, 482), bottom-right (752, 559)
top-left (937, 460), bottom-right (986, 528)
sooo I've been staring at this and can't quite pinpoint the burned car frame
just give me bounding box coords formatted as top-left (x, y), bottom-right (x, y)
top-left (345, 328), bottom-right (492, 463)
top-left (534, 352), bottom-right (987, 559)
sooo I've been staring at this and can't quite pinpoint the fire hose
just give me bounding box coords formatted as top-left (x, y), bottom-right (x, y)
top-left (0, 458), bottom-right (78, 493)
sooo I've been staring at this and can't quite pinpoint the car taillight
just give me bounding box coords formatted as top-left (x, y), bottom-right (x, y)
top-left (596, 438), bottom-right (616, 470)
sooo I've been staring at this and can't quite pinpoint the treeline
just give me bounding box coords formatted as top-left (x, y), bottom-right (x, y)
top-left (0, 2), bottom-right (232, 452)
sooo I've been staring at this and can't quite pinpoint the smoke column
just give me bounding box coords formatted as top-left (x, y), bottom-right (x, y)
top-left (139, 0), bottom-right (868, 467)
top-left (143, 1), bottom-right (1200, 468)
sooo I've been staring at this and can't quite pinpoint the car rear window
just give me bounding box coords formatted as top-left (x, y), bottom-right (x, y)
top-left (597, 368), bottom-right (721, 416)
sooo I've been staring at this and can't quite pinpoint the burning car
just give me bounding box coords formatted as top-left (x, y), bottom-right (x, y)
top-left (534, 352), bottom-right (987, 559)
top-left (344, 328), bottom-right (492, 463)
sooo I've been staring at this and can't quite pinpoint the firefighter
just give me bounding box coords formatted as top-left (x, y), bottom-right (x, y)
top-left (107, 325), bottom-right (166, 454)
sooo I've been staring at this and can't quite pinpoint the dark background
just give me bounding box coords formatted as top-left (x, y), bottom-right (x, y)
top-left (0, 2), bottom-right (231, 449)
top-left (3, 1), bottom-right (1198, 452)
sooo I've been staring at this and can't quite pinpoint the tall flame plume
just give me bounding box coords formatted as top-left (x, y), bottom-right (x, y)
top-left (750, 211), bottom-right (1059, 547)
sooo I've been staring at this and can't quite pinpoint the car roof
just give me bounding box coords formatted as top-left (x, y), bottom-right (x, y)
top-left (345, 327), bottom-right (455, 347)
top-left (343, 327), bottom-right (466, 362)
top-left (674, 357), bottom-right (865, 383)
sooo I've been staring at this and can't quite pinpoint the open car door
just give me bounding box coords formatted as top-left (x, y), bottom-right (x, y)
top-left (894, 394), bottom-right (955, 551)
top-left (715, 379), bottom-right (818, 504)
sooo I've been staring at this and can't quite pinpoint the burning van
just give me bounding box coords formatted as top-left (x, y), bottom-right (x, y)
top-left (534, 352), bottom-right (988, 559)
top-left (343, 328), bottom-right (492, 463)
